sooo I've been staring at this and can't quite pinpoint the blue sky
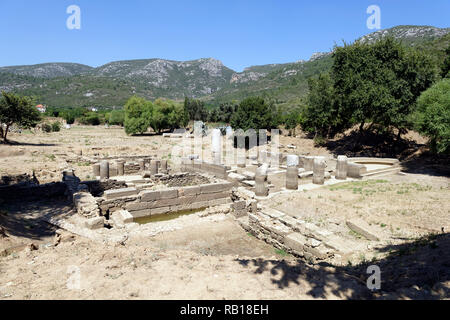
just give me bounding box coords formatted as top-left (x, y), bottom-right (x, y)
top-left (0, 0), bottom-right (448, 71)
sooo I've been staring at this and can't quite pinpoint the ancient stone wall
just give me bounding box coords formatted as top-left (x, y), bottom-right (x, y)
top-left (97, 181), bottom-right (233, 218)
top-left (181, 158), bottom-right (228, 179)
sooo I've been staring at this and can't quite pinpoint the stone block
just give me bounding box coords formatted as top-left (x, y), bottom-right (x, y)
top-left (151, 197), bottom-right (180, 208)
top-left (126, 202), bottom-right (149, 212)
top-left (336, 155), bottom-right (348, 180)
top-left (179, 186), bottom-right (200, 196)
top-left (231, 200), bottom-right (247, 211)
top-left (115, 210), bottom-right (133, 224)
top-left (140, 190), bottom-right (160, 202)
top-left (150, 207), bottom-right (171, 215)
top-left (159, 188), bottom-right (178, 199)
top-left (84, 217), bottom-right (105, 230)
top-left (130, 209), bottom-right (151, 218)
top-left (346, 218), bottom-right (380, 241)
top-left (200, 183), bottom-right (232, 194)
top-left (313, 157), bottom-right (326, 185)
top-left (284, 233), bottom-right (307, 254)
top-left (208, 198), bottom-right (231, 207)
top-left (196, 191), bottom-right (230, 202)
top-left (104, 187), bottom-right (138, 200)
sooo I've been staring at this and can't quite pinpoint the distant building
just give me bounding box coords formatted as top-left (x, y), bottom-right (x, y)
top-left (36, 104), bottom-right (47, 113)
top-left (89, 107), bottom-right (98, 112)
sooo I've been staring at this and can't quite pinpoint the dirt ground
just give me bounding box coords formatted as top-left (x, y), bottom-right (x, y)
top-left (0, 125), bottom-right (449, 300)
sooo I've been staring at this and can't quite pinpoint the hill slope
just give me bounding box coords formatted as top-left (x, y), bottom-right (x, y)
top-left (0, 25), bottom-right (448, 108)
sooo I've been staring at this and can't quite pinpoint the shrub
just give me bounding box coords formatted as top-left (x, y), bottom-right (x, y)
top-left (413, 78), bottom-right (450, 154)
top-left (79, 112), bottom-right (101, 126)
top-left (108, 110), bottom-right (125, 126)
top-left (42, 123), bottom-right (52, 133)
top-left (51, 122), bottom-right (61, 132)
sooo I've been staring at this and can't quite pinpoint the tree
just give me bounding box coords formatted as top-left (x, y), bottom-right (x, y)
top-left (184, 98), bottom-right (208, 122)
top-left (108, 110), bottom-right (125, 126)
top-left (301, 73), bottom-right (336, 137)
top-left (442, 44), bottom-right (450, 78)
top-left (284, 109), bottom-right (302, 136)
top-left (230, 97), bottom-right (275, 131)
top-left (331, 38), bottom-right (437, 138)
top-left (413, 78), bottom-right (450, 154)
top-left (124, 96), bottom-right (187, 135)
top-left (124, 96), bottom-right (153, 135)
top-left (0, 92), bottom-right (41, 141)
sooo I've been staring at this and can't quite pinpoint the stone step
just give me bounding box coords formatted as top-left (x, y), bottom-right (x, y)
top-left (361, 167), bottom-right (401, 177)
top-left (346, 218), bottom-right (380, 241)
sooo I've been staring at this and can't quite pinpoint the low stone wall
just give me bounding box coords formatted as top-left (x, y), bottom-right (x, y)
top-left (0, 182), bottom-right (67, 202)
top-left (181, 159), bottom-right (228, 179)
top-left (238, 207), bottom-right (358, 263)
top-left (97, 181), bottom-right (233, 218)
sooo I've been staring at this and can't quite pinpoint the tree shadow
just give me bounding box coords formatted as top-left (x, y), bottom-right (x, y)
top-left (1, 139), bottom-right (57, 147)
top-left (236, 233), bottom-right (450, 299)
top-left (0, 199), bottom-right (73, 240)
top-left (324, 130), bottom-right (450, 177)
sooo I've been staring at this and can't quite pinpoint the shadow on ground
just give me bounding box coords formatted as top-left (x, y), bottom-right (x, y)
top-left (324, 130), bottom-right (450, 177)
top-left (0, 199), bottom-right (73, 240)
top-left (236, 233), bottom-right (450, 300)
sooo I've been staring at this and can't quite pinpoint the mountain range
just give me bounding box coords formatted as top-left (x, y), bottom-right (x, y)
top-left (0, 25), bottom-right (449, 109)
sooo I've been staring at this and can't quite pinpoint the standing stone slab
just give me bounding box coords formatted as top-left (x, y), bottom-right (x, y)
top-left (117, 160), bottom-right (125, 176)
top-left (313, 157), bottom-right (326, 185)
top-left (160, 160), bottom-right (168, 173)
top-left (255, 164), bottom-right (269, 197)
top-left (336, 155), bottom-right (348, 180)
top-left (303, 156), bottom-right (314, 171)
top-left (92, 163), bottom-right (100, 177)
top-left (138, 159), bottom-right (145, 172)
top-left (286, 166), bottom-right (299, 190)
top-left (150, 160), bottom-right (159, 176)
top-left (100, 161), bottom-right (110, 180)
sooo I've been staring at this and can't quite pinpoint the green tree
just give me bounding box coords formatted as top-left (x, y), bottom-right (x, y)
top-left (151, 99), bottom-right (187, 133)
top-left (79, 112), bottom-right (101, 125)
top-left (301, 73), bottom-right (336, 137)
top-left (0, 92), bottom-right (41, 141)
top-left (413, 78), bottom-right (450, 154)
top-left (124, 96), bottom-right (153, 135)
top-left (230, 97), bottom-right (275, 131)
top-left (331, 38), bottom-right (437, 138)
top-left (442, 44), bottom-right (450, 78)
top-left (284, 109), bottom-right (302, 136)
top-left (184, 97), bottom-right (208, 122)
top-left (108, 110), bottom-right (125, 126)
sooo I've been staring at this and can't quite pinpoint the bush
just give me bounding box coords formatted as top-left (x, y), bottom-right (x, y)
top-left (413, 78), bottom-right (450, 154)
top-left (42, 123), bottom-right (52, 133)
top-left (108, 110), bottom-right (125, 126)
top-left (51, 122), bottom-right (61, 132)
top-left (79, 112), bottom-right (101, 126)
